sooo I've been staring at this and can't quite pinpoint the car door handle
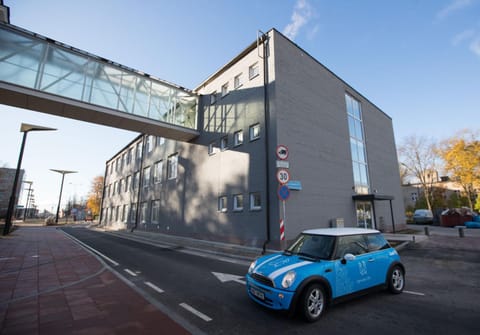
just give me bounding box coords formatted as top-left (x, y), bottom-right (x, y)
top-left (368, 258), bottom-right (375, 262)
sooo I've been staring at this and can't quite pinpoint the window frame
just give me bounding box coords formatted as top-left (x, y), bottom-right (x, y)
top-left (249, 124), bottom-right (260, 141)
top-left (249, 62), bottom-right (259, 80)
top-left (218, 195), bottom-right (228, 212)
top-left (167, 153), bottom-right (178, 180)
top-left (250, 192), bottom-right (262, 211)
top-left (233, 194), bottom-right (244, 211)
top-left (234, 130), bottom-right (244, 146)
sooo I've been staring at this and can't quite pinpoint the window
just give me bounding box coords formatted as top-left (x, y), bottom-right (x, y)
top-left (233, 194), bottom-right (244, 211)
top-left (156, 136), bottom-right (165, 146)
top-left (140, 202), bottom-right (148, 224)
top-left (154, 160), bottom-right (163, 184)
top-left (250, 192), bottom-right (262, 210)
top-left (151, 200), bottom-right (160, 224)
top-left (112, 181), bottom-right (117, 195)
top-left (118, 179), bottom-right (123, 194)
top-left (167, 153), bottom-right (178, 180)
top-left (125, 175), bottom-right (131, 192)
top-left (220, 136), bottom-right (228, 151)
top-left (208, 142), bottom-right (216, 155)
top-left (130, 203), bottom-right (137, 223)
top-left (133, 171), bottom-right (140, 189)
top-left (143, 166), bottom-right (151, 188)
top-left (122, 153), bottom-right (127, 169)
top-left (136, 142), bottom-right (143, 163)
top-left (146, 135), bottom-right (154, 153)
top-left (234, 74), bottom-right (242, 89)
top-left (127, 147), bottom-right (133, 165)
top-left (115, 206), bottom-right (120, 222)
top-left (210, 92), bottom-right (217, 105)
top-left (234, 130), bottom-right (244, 146)
top-left (122, 204), bottom-right (129, 223)
top-left (346, 93), bottom-right (369, 194)
top-left (249, 62), bottom-right (259, 79)
top-left (221, 83), bottom-right (229, 97)
top-left (249, 124), bottom-right (260, 141)
top-left (218, 196), bottom-right (228, 212)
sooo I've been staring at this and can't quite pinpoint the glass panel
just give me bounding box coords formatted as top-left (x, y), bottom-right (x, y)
top-left (0, 25), bottom-right (198, 129)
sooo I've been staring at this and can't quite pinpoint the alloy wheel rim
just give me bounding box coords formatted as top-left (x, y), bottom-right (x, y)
top-left (308, 288), bottom-right (324, 317)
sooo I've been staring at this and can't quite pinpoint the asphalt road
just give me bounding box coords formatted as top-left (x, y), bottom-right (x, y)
top-left (61, 227), bottom-right (480, 335)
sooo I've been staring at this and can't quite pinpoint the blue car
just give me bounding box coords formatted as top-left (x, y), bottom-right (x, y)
top-left (246, 228), bottom-right (405, 322)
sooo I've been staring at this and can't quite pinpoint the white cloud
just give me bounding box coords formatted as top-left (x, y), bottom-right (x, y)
top-left (436, 0), bottom-right (472, 20)
top-left (283, 0), bottom-right (313, 40)
top-left (452, 29), bottom-right (475, 45)
top-left (469, 37), bottom-right (480, 56)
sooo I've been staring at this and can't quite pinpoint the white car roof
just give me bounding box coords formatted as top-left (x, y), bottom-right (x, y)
top-left (302, 227), bottom-right (380, 236)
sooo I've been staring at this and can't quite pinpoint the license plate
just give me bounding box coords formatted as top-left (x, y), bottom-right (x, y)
top-left (250, 287), bottom-right (265, 300)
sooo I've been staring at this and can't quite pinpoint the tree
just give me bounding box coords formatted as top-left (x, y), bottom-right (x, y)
top-left (439, 130), bottom-right (480, 209)
top-left (398, 135), bottom-right (439, 211)
top-left (86, 175), bottom-right (104, 217)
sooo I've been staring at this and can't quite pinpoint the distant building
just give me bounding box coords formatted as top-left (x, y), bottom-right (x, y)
top-left (101, 29), bottom-right (405, 248)
top-left (0, 167), bottom-right (24, 219)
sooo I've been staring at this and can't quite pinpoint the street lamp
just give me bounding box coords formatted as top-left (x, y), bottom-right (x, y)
top-left (22, 180), bottom-right (33, 221)
top-left (50, 169), bottom-right (77, 224)
top-left (3, 123), bottom-right (56, 235)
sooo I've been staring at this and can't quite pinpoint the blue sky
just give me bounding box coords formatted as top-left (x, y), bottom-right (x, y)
top-left (1, 0), bottom-right (479, 212)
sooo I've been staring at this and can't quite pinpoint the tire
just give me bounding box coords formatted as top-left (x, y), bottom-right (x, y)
top-left (300, 284), bottom-right (326, 322)
top-left (388, 265), bottom-right (405, 294)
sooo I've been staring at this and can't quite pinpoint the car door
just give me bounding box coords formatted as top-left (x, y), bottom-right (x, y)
top-left (333, 235), bottom-right (375, 297)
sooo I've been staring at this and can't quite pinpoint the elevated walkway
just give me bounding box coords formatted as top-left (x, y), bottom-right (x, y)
top-left (0, 22), bottom-right (199, 141)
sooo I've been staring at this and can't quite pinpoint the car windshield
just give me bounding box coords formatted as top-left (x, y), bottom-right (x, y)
top-left (285, 234), bottom-right (335, 260)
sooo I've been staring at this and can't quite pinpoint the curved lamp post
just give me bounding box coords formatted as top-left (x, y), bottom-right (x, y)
top-left (50, 169), bottom-right (77, 224)
top-left (3, 123), bottom-right (56, 235)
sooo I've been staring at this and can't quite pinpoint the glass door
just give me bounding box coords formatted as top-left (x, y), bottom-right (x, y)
top-left (356, 202), bottom-right (374, 229)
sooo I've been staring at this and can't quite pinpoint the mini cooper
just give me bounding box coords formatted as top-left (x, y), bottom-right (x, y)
top-left (246, 228), bottom-right (405, 322)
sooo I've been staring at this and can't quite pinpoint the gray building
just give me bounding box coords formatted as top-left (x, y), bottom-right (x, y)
top-left (101, 29), bottom-right (405, 249)
top-left (0, 167), bottom-right (24, 219)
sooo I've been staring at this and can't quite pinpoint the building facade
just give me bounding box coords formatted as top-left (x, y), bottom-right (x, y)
top-left (0, 167), bottom-right (24, 219)
top-left (101, 29), bottom-right (405, 248)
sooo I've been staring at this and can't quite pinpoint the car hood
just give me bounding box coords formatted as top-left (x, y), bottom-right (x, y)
top-left (251, 253), bottom-right (314, 281)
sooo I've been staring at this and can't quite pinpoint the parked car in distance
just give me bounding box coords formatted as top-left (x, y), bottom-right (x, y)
top-left (413, 209), bottom-right (434, 224)
top-left (246, 228), bottom-right (405, 322)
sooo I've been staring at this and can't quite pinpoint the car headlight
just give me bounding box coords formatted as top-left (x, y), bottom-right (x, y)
top-left (248, 260), bottom-right (257, 274)
top-left (281, 270), bottom-right (296, 288)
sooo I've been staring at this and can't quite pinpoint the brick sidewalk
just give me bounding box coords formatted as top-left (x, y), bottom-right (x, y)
top-left (0, 227), bottom-right (190, 334)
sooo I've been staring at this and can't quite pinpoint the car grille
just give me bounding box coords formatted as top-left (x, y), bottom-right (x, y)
top-left (251, 273), bottom-right (274, 287)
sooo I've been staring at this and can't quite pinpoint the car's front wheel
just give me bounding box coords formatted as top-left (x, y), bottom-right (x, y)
top-left (300, 284), bottom-right (326, 322)
top-left (388, 265), bottom-right (405, 294)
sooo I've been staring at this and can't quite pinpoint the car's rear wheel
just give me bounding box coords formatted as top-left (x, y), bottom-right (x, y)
top-left (300, 284), bottom-right (326, 322)
top-left (388, 265), bottom-right (405, 294)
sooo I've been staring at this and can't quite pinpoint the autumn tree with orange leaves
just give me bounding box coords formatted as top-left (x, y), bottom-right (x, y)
top-left (438, 130), bottom-right (480, 210)
top-left (86, 175), bottom-right (104, 217)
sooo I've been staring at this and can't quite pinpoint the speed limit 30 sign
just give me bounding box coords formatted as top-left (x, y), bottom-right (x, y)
top-left (276, 169), bottom-right (290, 184)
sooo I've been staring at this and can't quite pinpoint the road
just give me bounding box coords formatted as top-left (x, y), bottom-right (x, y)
top-left (61, 227), bottom-right (480, 335)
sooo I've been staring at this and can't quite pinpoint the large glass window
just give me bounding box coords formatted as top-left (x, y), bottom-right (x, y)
top-left (143, 166), bottom-right (151, 188)
top-left (346, 94), bottom-right (369, 194)
top-left (154, 161), bottom-right (163, 184)
top-left (151, 200), bottom-right (160, 224)
top-left (167, 153), bottom-right (178, 180)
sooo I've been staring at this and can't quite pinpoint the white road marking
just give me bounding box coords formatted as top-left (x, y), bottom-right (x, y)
top-left (145, 281), bottom-right (164, 293)
top-left (212, 272), bottom-right (246, 285)
top-left (180, 303), bottom-right (212, 322)
top-left (404, 290), bottom-right (425, 296)
top-left (62, 231), bottom-right (119, 266)
top-left (124, 268), bottom-right (137, 277)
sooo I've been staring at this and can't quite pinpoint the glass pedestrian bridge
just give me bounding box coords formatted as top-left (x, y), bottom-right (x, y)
top-left (0, 22), bottom-right (199, 141)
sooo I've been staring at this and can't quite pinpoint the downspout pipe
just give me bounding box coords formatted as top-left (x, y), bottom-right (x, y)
top-left (259, 31), bottom-right (271, 254)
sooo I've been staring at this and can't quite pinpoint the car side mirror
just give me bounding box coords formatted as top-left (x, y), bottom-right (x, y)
top-left (341, 253), bottom-right (356, 264)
